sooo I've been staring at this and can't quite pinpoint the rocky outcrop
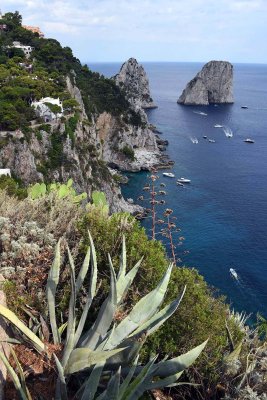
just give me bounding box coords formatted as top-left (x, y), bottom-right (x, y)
top-left (114, 58), bottom-right (157, 109)
top-left (178, 61), bottom-right (234, 105)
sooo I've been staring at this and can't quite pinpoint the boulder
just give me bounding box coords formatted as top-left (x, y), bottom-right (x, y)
top-left (178, 60), bottom-right (234, 105)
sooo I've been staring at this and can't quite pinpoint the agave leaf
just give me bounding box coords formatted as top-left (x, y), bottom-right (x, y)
top-left (155, 340), bottom-right (208, 377)
top-left (0, 304), bottom-right (45, 353)
top-left (0, 350), bottom-right (28, 400)
top-left (101, 367), bottom-right (121, 400)
top-left (65, 347), bottom-right (127, 375)
top-left (106, 333), bottom-right (146, 367)
top-left (54, 354), bottom-right (68, 400)
top-left (66, 245), bottom-right (77, 343)
top-left (58, 322), bottom-right (68, 341)
top-left (106, 265), bottom-right (173, 350)
top-left (79, 261), bottom-right (117, 349)
top-left (117, 356), bottom-right (139, 400)
top-left (121, 356), bottom-right (158, 400)
top-left (117, 235), bottom-right (126, 280)
top-left (61, 316), bottom-right (76, 369)
top-left (224, 341), bottom-right (243, 362)
top-left (46, 239), bottom-right (61, 344)
top-left (129, 287), bottom-right (186, 339)
top-left (116, 257), bottom-right (143, 304)
top-left (80, 363), bottom-right (105, 400)
top-left (10, 347), bottom-right (32, 400)
top-left (144, 370), bottom-right (184, 391)
top-left (76, 246), bottom-right (90, 293)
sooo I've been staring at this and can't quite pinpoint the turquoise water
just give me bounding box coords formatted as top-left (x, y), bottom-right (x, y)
top-left (89, 62), bottom-right (267, 318)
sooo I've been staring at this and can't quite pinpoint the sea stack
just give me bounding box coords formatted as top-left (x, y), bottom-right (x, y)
top-left (114, 58), bottom-right (157, 109)
top-left (178, 60), bottom-right (234, 105)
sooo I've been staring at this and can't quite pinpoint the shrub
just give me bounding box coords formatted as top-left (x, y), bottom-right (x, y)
top-left (121, 145), bottom-right (135, 161)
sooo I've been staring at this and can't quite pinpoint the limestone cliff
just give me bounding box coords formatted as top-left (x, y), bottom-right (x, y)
top-left (178, 61), bottom-right (234, 105)
top-left (114, 58), bottom-right (157, 110)
top-left (0, 76), bottom-right (160, 213)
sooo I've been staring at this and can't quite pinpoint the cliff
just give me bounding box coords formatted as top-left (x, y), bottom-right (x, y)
top-left (178, 60), bottom-right (234, 105)
top-left (114, 58), bottom-right (157, 110)
top-left (0, 20), bottom-right (161, 213)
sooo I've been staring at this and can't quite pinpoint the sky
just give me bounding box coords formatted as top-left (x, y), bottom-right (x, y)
top-left (2, 0), bottom-right (267, 63)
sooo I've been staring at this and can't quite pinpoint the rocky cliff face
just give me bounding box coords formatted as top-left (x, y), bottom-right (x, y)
top-left (114, 58), bottom-right (157, 110)
top-left (178, 61), bottom-right (234, 105)
top-left (0, 76), bottom-right (160, 213)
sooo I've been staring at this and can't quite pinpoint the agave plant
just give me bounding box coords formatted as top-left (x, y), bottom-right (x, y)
top-left (0, 233), bottom-right (207, 399)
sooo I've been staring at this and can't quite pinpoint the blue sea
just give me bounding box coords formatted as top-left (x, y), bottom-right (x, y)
top-left (89, 62), bottom-right (267, 319)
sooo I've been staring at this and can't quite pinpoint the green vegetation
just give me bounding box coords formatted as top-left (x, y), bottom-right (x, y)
top-left (121, 145), bottom-right (135, 161)
top-left (0, 175), bottom-right (27, 199)
top-left (0, 11), bottom-right (142, 132)
top-left (0, 232), bottom-right (206, 399)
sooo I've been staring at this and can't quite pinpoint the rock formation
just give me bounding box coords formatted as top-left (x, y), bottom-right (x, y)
top-left (114, 58), bottom-right (157, 109)
top-left (178, 61), bottom-right (234, 105)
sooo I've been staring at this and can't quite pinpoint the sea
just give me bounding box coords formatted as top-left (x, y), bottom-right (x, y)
top-left (88, 61), bottom-right (267, 319)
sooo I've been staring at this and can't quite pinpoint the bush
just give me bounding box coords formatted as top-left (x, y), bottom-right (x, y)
top-left (121, 145), bottom-right (135, 161)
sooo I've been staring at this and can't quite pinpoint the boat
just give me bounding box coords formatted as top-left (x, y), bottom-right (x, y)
top-left (177, 177), bottom-right (191, 184)
top-left (177, 182), bottom-right (184, 187)
top-left (244, 138), bottom-right (254, 143)
top-left (241, 106), bottom-right (248, 109)
top-left (190, 137), bottom-right (199, 144)
top-left (163, 172), bottom-right (175, 178)
top-left (230, 268), bottom-right (238, 280)
top-left (214, 124), bottom-right (223, 128)
top-left (193, 111), bottom-right (208, 116)
top-left (203, 135), bottom-right (207, 139)
top-left (209, 139), bottom-right (216, 143)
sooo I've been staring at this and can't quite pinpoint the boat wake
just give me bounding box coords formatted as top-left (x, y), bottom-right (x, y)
top-left (190, 137), bottom-right (198, 144)
top-left (223, 126), bottom-right (233, 138)
top-left (193, 110), bottom-right (208, 116)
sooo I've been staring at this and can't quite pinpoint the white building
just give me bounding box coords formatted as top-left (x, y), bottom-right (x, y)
top-left (0, 169), bottom-right (11, 177)
top-left (32, 97), bottom-right (63, 122)
top-left (12, 41), bottom-right (34, 58)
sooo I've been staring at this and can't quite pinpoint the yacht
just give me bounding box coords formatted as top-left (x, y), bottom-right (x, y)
top-left (177, 177), bottom-right (191, 184)
top-left (214, 124), bottom-right (223, 128)
top-left (230, 268), bottom-right (238, 280)
top-left (241, 106), bottom-right (248, 109)
top-left (163, 172), bottom-right (175, 178)
top-left (244, 138), bottom-right (254, 143)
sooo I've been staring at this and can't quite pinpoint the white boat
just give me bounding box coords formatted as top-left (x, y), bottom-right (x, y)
top-left (177, 182), bottom-right (184, 187)
top-left (244, 138), bottom-right (254, 143)
top-left (163, 172), bottom-right (175, 178)
top-left (193, 111), bottom-right (208, 116)
top-left (214, 124), bottom-right (223, 128)
top-left (177, 177), bottom-right (191, 184)
top-left (190, 137), bottom-right (199, 144)
top-left (230, 268), bottom-right (238, 280)
top-left (209, 139), bottom-right (216, 143)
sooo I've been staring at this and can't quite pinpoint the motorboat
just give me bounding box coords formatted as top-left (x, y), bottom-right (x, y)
top-left (230, 268), bottom-right (238, 280)
top-left (177, 182), bottom-right (184, 187)
top-left (177, 177), bottom-right (191, 184)
top-left (203, 135), bottom-right (207, 139)
top-left (241, 106), bottom-right (248, 109)
top-left (209, 139), bottom-right (216, 143)
top-left (214, 124), bottom-right (223, 128)
top-left (163, 172), bottom-right (175, 178)
top-left (244, 138), bottom-right (254, 143)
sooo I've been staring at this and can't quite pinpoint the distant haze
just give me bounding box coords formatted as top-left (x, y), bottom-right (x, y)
top-left (3, 0), bottom-right (267, 64)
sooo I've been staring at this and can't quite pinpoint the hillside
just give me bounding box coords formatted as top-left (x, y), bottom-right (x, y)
top-left (0, 11), bottom-right (160, 211)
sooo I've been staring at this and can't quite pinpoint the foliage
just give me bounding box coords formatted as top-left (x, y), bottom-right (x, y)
top-left (27, 179), bottom-right (87, 203)
top-left (78, 207), bottom-right (244, 386)
top-left (121, 145), bottom-right (135, 161)
top-left (0, 234), bottom-right (206, 399)
top-left (91, 190), bottom-right (109, 213)
top-left (0, 175), bottom-right (27, 199)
